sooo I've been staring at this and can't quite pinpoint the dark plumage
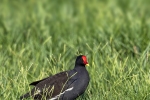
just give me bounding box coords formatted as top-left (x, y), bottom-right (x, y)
top-left (20, 55), bottom-right (90, 100)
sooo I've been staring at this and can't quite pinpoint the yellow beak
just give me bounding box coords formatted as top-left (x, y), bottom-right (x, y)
top-left (85, 64), bottom-right (89, 66)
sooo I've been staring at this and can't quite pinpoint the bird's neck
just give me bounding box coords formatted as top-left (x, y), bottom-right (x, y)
top-left (74, 65), bottom-right (86, 71)
top-left (74, 65), bottom-right (89, 76)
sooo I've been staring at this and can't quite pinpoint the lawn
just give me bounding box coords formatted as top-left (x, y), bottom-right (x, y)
top-left (0, 0), bottom-right (150, 99)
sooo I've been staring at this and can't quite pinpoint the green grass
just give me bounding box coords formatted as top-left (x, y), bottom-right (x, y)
top-left (0, 0), bottom-right (150, 99)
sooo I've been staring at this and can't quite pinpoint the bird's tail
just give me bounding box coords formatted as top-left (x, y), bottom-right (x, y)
top-left (20, 88), bottom-right (36, 100)
top-left (20, 92), bottom-right (31, 100)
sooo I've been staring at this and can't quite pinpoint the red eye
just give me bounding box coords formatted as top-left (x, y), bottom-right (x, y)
top-left (82, 56), bottom-right (88, 65)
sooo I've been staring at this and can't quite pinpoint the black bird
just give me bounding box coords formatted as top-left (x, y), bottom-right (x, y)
top-left (20, 55), bottom-right (90, 100)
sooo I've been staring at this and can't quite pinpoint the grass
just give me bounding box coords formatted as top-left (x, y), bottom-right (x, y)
top-left (0, 0), bottom-right (150, 99)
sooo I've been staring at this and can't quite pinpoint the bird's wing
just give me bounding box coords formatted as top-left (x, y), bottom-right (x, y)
top-left (21, 70), bottom-right (78, 99)
top-left (30, 71), bottom-right (70, 98)
top-left (29, 71), bottom-right (68, 86)
top-left (29, 77), bottom-right (49, 86)
top-left (35, 70), bottom-right (79, 99)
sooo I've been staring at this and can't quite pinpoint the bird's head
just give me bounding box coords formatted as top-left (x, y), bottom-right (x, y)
top-left (75, 55), bottom-right (89, 67)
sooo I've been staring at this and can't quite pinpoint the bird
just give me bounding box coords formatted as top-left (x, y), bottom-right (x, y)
top-left (20, 55), bottom-right (90, 100)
